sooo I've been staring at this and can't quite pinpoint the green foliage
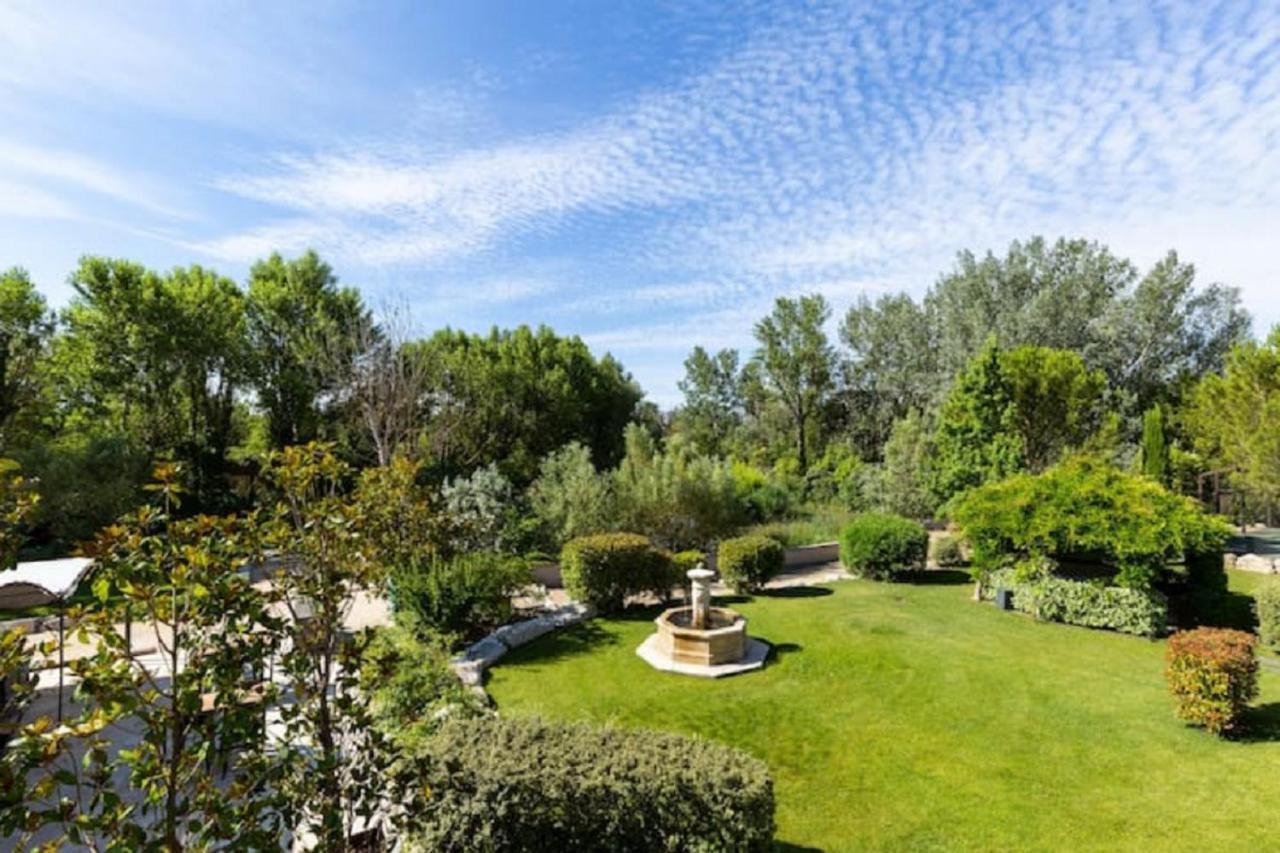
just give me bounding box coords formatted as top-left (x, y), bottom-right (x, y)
top-left (741, 503), bottom-right (855, 548)
top-left (441, 462), bottom-right (524, 553)
top-left (614, 425), bottom-right (743, 550)
top-left (872, 410), bottom-right (936, 518)
top-left (15, 433), bottom-right (151, 549)
top-left (982, 567), bottom-right (1167, 636)
top-left (414, 716), bottom-right (776, 852)
top-left (839, 513), bottom-right (928, 580)
top-left (359, 625), bottom-right (486, 746)
top-left (731, 460), bottom-right (797, 522)
top-left (839, 292), bottom-right (937, 458)
top-left (1140, 405), bottom-right (1170, 485)
top-left (0, 268), bottom-right (52, 450)
top-left (257, 442), bottom-right (402, 848)
top-left (1001, 345), bottom-right (1105, 471)
top-left (529, 441), bottom-right (616, 547)
top-left (560, 532), bottom-right (675, 612)
top-left (950, 456), bottom-right (1233, 589)
top-left (1184, 327), bottom-right (1280, 518)
top-left (0, 460), bottom-right (36, 570)
top-left (675, 346), bottom-right (744, 457)
top-left (717, 534), bottom-right (784, 593)
top-left (749, 294), bottom-right (837, 473)
top-left (412, 324), bottom-right (642, 484)
top-left (1255, 578), bottom-right (1280, 652)
top-left (672, 549), bottom-right (707, 575)
top-left (931, 336), bottom-right (1024, 503)
top-left (246, 250), bottom-right (368, 450)
top-left (932, 534), bottom-right (965, 567)
top-left (1165, 628), bottom-right (1259, 736)
top-left (50, 258), bottom-right (255, 506)
top-left (6, 463), bottom-right (283, 848)
top-left (390, 552), bottom-right (530, 646)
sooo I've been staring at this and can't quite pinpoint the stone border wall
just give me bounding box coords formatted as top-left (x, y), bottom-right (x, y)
top-left (449, 602), bottom-right (594, 693)
top-left (530, 541), bottom-right (840, 589)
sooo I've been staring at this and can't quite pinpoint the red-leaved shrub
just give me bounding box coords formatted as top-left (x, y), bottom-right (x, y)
top-left (1164, 627), bottom-right (1259, 736)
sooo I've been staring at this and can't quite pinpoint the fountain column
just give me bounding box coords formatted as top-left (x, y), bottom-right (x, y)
top-left (688, 566), bottom-right (715, 629)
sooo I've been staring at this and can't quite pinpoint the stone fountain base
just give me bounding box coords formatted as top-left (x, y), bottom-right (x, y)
top-left (636, 605), bottom-right (769, 678)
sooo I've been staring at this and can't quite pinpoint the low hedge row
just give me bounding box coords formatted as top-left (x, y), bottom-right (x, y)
top-left (983, 567), bottom-right (1167, 637)
top-left (838, 513), bottom-right (928, 580)
top-left (560, 532), bottom-right (675, 612)
top-left (416, 716), bottom-right (775, 851)
top-left (1165, 627), bottom-right (1259, 736)
top-left (717, 535), bottom-right (783, 593)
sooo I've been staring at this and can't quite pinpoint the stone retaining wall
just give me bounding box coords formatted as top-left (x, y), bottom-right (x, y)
top-left (530, 541), bottom-right (840, 589)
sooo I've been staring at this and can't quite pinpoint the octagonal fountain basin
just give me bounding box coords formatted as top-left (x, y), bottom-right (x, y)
top-left (637, 605), bottom-right (770, 678)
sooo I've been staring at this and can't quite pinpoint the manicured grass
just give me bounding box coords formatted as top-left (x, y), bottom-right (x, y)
top-left (488, 573), bottom-right (1279, 851)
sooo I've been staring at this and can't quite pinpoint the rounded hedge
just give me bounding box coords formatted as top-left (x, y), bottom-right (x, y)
top-left (415, 716), bottom-right (775, 852)
top-left (717, 535), bottom-right (784, 593)
top-left (1165, 627), bottom-right (1259, 735)
top-left (839, 513), bottom-right (928, 580)
top-left (560, 532), bottom-right (674, 612)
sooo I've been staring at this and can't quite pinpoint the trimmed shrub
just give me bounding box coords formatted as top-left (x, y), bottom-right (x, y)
top-left (1165, 627), bottom-right (1259, 735)
top-left (717, 535), bottom-right (784, 593)
top-left (560, 532), bottom-right (674, 612)
top-left (839, 513), bottom-right (928, 580)
top-left (390, 553), bottom-right (531, 646)
top-left (1256, 578), bottom-right (1280, 652)
top-left (932, 534), bottom-right (966, 567)
top-left (982, 567), bottom-right (1167, 636)
top-left (415, 716), bottom-right (775, 852)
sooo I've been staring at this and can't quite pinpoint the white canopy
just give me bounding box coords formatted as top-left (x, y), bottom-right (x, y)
top-left (0, 557), bottom-right (95, 610)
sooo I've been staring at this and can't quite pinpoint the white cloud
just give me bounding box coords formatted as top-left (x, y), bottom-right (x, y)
top-left (0, 141), bottom-right (186, 220)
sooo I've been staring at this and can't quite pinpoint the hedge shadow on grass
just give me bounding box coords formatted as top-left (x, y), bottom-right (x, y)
top-left (892, 569), bottom-right (970, 586)
top-left (774, 843), bottom-right (824, 852)
top-left (1233, 702), bottom-right (1280, 743)
top-left (761, 586), bottom-right (833, 599)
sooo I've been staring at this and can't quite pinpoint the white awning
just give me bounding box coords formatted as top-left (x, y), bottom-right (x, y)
top-left (0, 557), bottom-right (95, 609)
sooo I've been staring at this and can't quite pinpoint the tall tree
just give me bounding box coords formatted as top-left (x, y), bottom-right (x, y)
top-left (751, 295), bottom-right (837, 473)
top-left (1184, 327), bottom-right (1280, 519)
top-left (837, 237), bottom-right (1249, 460)
top-left (52, 258), bottom-right (251, 504)
top-left (1001, 345), bottom-right (1105, 472)
top-left (6, 465), bottom-right (281, 849)
top-left (412, 325), bottom-right (642, 483)
top-left (675, 346), bottom-right (743, 457)
top-left (246, 251), bottom-right (368, 450)
top-left (931, 337), bottom-right (1023, 504)
top-left (1140, 405), bottom-right (1170, 485)
top-left (0, 269), bottom-right (51, 451)
top-left (839, 293), bottom-right (936, 458)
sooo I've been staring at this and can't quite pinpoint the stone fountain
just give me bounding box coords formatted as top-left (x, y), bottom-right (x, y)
top-left (636, 566), bottom-right (769, 677)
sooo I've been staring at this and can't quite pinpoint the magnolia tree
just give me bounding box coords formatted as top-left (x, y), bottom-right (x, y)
top-left (258, 443), bottom-right (434, 850)
top-left (1, 450), bottom-right (438, 851)
top-left (3, 464), bottom-right (283, 850)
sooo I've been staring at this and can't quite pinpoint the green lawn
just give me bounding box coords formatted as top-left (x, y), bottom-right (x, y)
top-left (487, 572), bottom-right (1279, 852)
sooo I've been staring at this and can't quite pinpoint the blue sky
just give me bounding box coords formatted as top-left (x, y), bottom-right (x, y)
top-left (1, 1), bottom-right (1277, 405)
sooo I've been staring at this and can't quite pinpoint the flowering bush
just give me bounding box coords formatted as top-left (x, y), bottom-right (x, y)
top-left (1165, 627), bottom-right (1259, 736)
